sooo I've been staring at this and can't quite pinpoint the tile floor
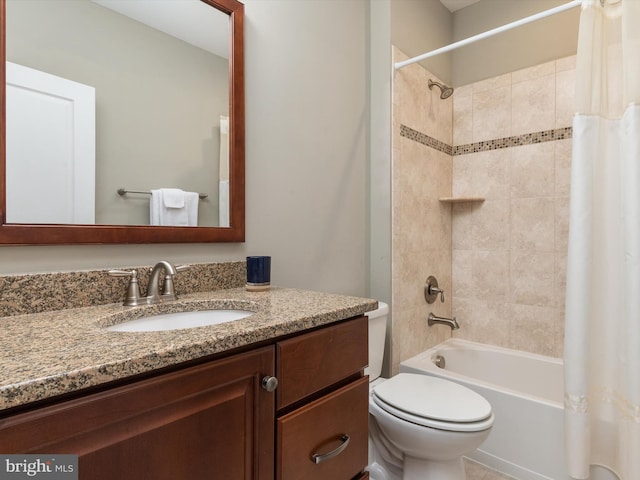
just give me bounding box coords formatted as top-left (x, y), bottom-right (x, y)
top-left (465, 458), bottom-right (517, 480)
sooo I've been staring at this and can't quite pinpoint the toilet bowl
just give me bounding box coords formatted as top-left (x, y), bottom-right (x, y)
top-left (365, 303), bottom-right (494, 480)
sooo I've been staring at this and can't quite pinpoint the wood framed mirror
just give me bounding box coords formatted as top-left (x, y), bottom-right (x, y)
top-left (0, 0), bottom-right (244, 245)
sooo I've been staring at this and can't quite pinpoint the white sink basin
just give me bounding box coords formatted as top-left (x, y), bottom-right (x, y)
top-left (106, 309), bottom-right (254, 332)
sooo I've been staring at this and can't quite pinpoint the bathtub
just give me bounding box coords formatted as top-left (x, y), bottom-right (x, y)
top-left (400, 338), bottom-right (566, 480)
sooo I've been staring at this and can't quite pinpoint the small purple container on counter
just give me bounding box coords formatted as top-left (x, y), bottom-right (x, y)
top-left (246, 256), bottom-right (271, 291)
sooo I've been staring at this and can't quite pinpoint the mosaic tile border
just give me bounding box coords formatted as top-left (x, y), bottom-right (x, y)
top-left (400, 125), bottom-right (453, 156)
top-left (453, 127), bottom-right (573, 155)
top-left (400, 124), bottom-right (573, 156)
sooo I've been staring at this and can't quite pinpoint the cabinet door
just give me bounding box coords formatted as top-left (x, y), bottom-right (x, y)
top-left (0, 347), bottom-right (275, 480)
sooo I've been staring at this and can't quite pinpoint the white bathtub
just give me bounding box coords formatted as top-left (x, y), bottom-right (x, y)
top-left (400, 338), bottom-right (566, 480)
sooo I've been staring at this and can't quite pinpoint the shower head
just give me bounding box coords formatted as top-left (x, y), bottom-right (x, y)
top-left (428, 79), bottom-right (454, 99)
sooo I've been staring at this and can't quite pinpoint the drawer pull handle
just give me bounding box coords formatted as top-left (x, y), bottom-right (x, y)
top-left (311, 434), bottom-right (350, 464)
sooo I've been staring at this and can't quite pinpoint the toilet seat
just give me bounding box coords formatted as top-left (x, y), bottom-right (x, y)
top-left (372, 373), bottom-right (493, 433)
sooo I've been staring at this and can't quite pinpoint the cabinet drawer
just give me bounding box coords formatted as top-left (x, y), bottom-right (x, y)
top-left (277, 376), bottom-right (368, 480)
top-left (276, 316), bottom-right (367, 409)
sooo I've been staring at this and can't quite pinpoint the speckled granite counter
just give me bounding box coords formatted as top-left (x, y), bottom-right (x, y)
top-left (0, 287), bottom-right (377, 412)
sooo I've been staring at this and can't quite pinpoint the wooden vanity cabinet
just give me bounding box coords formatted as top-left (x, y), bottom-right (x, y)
top-left (0, 347), bottom-right (275, 480)
top-left (0, 315), bottom-right (370, 480)
top-left (276, 315), bottom-right (369, 480)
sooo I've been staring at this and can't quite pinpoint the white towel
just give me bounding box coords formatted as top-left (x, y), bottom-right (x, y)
top-left (150, 188), bottom-right (199, 226)
top-left (161, 188), bottom-right (184, 208)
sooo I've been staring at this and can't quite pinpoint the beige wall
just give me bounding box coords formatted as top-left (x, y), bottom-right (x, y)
top-left (391, 0), bottom-right (452, 85)
top-left (452, 0), bottom-right (579, 86)
top-left (7, 0), bottom-right (228, 226)
top-left (0, 0), bottom-right (370, 301)
top-left (391, 47), bottom-right (453, 373)
top-left (390, 0), bottom-right (579, 88)
top-left (451, 56), bottom-right (575, 357)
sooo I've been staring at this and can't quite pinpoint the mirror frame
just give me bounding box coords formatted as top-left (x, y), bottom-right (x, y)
top-left (0, 0), bottom-right (245, 245)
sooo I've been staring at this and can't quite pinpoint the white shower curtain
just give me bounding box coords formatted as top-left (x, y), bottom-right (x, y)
top-left (564, 0), bottom-right (640, 479)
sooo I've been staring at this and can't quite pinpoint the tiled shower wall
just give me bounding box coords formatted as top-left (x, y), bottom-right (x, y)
top-left (391, 47), bottom-right (453, 374)
top-left (451, 56), bottom-right (575, 357)
top-left (391, 47), bottom-right (576, 370)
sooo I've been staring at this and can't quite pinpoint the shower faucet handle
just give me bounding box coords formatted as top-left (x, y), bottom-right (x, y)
top-left (424, 276), bottom-right (445, 304)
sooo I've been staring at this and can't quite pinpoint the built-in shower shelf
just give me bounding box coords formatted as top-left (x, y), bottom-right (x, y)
top-left (438, 196), bottom-right (485, 203)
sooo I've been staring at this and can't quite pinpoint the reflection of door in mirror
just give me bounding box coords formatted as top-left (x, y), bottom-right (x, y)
top-left (5, 0), bottom-right (229, 227)
top-left (6, 62), bottom-right (96, 224)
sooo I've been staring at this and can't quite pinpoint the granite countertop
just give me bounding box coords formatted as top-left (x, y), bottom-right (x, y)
top-left (0, 287), bottom-right (377, 412)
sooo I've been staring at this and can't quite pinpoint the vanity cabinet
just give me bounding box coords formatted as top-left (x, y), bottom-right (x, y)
top-left (0, 347), bottom-right (276, 480)
top-left (0, 315), bottom-right (369, 480)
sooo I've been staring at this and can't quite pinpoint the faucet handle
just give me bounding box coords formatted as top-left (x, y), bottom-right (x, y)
top-left (424, 276), bottom-right (445, 304)
top-left (160, 265), bottom-right (189, 300)
top-left (108, 269), bottom-right (144, 306)
top-left (160, 265), bottom-right (189, 301)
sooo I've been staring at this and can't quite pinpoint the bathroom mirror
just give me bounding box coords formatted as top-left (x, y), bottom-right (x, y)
top-left (0, 0), bottom-right (245, 244)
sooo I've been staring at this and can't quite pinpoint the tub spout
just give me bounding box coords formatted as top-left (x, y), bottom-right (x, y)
top-left (428, 312), bottom-right (460, 330)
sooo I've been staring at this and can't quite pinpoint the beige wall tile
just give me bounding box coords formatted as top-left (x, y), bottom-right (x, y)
top-left (512, 74), bottom-right (556, 135)
top-left (510, 251), bottom-right (555, 306)
top-left (452, 249), bottom-right (474, 299)
top-left (510, 143), bottom-right (555, 198)
top-left (472, 250), bottom-right (509, 302)
top-left (452, 297), bottom-right (511, 347)
top-left (472, 200), bottom-right (510, 250)
top-left (555, 249), bottom-right (568, 310)
top-left (472, 72), bottom-right (511, 94)
top-left (512, 60), bottom-right (555, 84)
top-left (556, 68), bottom-right (576, 128)
top-left (556, 54), bottom-right (576, 73)
top-left (510, 303), bottom-right (559, 356)
top-left (510, 197), bottom-right (555, 251)
top-left (555, 139), bottom-right (572, 197)
top-left (454, 93), bottom-right (473, 146)
top-left (453, 150), bottom-right (509, 199)
top-left (391, 50), bottom-right (453, 371)
top-left (451, 203), bottom-right (475, 250)
top-left (395, 49), bottom-right (573, 361)
top-left (555, 196), bottom-right (571, 255)
top-left (473, 86), bottom-right (511, 142)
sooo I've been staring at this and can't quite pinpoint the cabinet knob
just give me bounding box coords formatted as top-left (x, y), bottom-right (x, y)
top-left (261, 376), bottom-right (278, 392)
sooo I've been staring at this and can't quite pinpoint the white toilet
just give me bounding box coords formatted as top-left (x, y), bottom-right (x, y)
top-left (365, 302), bottom-right (494, 480)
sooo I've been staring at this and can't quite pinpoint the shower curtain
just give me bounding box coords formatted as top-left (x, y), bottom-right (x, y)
top-left (564, 0), bottom-right (640, 479)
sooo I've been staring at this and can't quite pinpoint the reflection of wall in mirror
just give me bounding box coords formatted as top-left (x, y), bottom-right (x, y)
top-left (219, 115), bottom-right (230, 228)
top-left (6, 0), bottom-right (229, 227)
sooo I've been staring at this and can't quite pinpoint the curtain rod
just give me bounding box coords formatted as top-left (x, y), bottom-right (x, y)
top-left (394, 0), bottom-right (582, 71)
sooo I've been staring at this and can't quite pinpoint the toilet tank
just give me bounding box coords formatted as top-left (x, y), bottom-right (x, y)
top-left (365, 302), bottom-right (389, 381)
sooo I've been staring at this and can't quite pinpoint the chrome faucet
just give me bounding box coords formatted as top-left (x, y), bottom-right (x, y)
top-left (109, 261), bottom-right (188, 306)
top-left (428, 312), bottom-right (460, 330)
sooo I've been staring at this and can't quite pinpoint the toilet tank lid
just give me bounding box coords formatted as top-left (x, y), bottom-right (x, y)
top-left (365, 301), bottom-right (389, 319)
